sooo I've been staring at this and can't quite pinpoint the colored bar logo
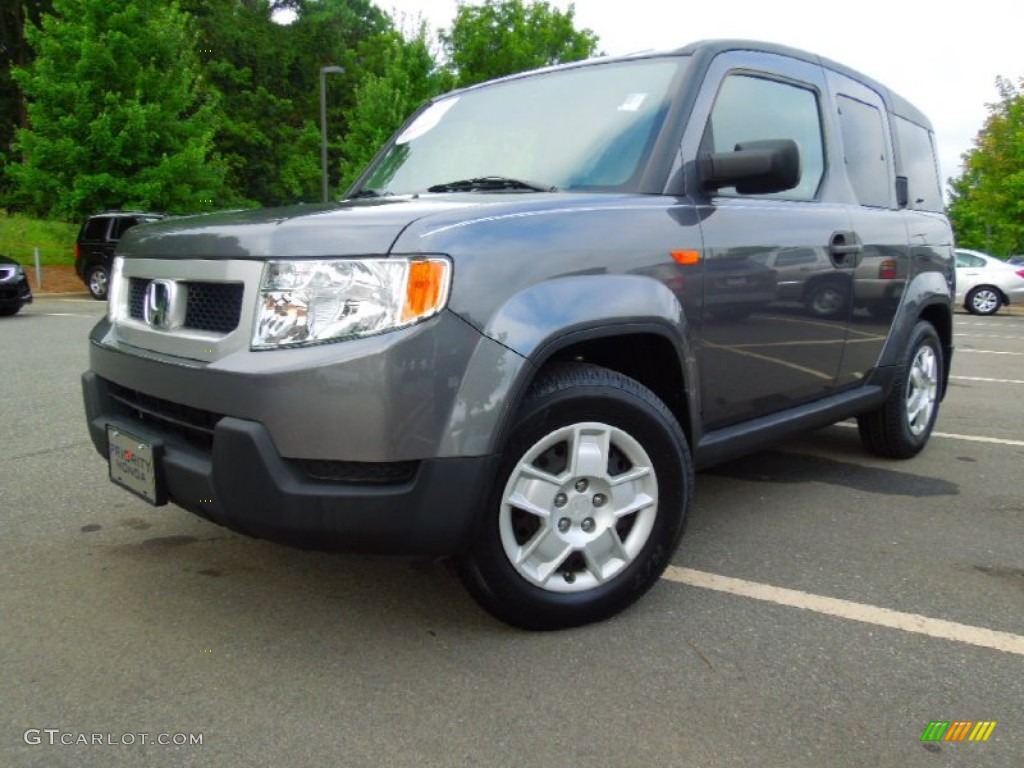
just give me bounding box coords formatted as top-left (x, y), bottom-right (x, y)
top-left (921, 721), bottom-right (997, 742)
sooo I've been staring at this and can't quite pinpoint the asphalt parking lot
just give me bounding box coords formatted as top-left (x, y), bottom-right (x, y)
top-left (2, 297), bottom-right (1022, 768)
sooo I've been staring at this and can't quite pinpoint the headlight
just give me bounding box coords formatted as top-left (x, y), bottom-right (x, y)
top-left (107, 257), bottom-right (124, 318)
top-left (252, 257), bottom-right (451, 349)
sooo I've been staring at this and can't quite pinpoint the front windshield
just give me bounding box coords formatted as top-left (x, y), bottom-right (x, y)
top-left (359, 57), bottom-right (687, 195)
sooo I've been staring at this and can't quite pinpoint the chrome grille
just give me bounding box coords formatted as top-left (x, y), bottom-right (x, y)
top-left (128, 278), bottom-right (243, 333)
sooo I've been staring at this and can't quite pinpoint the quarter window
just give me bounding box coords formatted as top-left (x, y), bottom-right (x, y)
top-left (705, 74), bottom-right (825, 200)
top-left (895, 116), bottom-right (943, 212)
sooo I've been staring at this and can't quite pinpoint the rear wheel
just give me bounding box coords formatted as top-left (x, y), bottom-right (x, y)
top-left (857, 320), bottom-right (942, 458)
top-left (457, 362), bottom-right (692, 630)
top-left (965, 285), bottom-right (1002, 315)
top-left (804, 279), bottom-right (850, 319)
top-left (86, 265), bottom-right (109, 300)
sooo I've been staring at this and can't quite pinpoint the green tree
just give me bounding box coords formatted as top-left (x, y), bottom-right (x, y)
top-left (440, 0), bottom-right (599, 88)
top-left (947, 76), bottom-right (1024, 257)
top-left (181, 0), bottom-right (391, 206)
top-left (0, 1), bottom-right (53, 203)
top-left (8, 0), bottom-right (226, 219)
top-left (338, 23), bottom-right (451, 191)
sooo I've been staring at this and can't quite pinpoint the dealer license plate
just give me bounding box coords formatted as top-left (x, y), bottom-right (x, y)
top-left (107, 426), bottom-right (161, 505)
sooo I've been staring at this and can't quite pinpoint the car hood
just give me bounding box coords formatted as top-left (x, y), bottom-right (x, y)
top-left (118, 193), bottom-right (657, 260)
top-left (118, 196), bottom-right (564, 260)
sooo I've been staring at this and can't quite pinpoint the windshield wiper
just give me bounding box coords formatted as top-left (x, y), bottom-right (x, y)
top-left (426, 176), bottom-right (557, 193)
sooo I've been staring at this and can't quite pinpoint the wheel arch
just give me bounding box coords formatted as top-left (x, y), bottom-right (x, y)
top-left (488, 323), bottom-right (698, 458)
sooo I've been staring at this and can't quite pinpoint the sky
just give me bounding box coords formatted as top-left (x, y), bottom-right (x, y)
top-left (375, 0), bottom-right (1023, 187)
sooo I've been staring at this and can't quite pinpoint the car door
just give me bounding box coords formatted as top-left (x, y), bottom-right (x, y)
top-left (824, 70), bottom-right (911, 388)
top-left (682, 51), bottom-right (853, 429)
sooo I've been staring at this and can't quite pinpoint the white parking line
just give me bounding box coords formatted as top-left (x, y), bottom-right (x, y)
top-left (930, 431), bottom-right (1024, 446)
top-left (956, 349), bottom-right (1024, 356)
top-left (833, 421), bottom-right (1024, 446)
top-left (662, 567), bottom-right (1024, 656)
top-left (951, 375), bottom-right (1024, 385)
top-left (955, 334), bottom-right (1024, 340)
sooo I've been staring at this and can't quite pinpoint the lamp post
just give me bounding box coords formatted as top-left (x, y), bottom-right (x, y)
top-left (319, 65), bottom-right (345, 203)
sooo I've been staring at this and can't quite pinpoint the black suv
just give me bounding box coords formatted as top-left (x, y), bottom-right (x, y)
top-left (0, 254), bottom-right (33, 315)
top-left (83, 41), bottom-right (955, 629)
top-left (75, 211), bottom-right (164, 299)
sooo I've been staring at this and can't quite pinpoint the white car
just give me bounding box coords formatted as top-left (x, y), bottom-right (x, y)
top-left (954, 249), bottom-right (1024, 315)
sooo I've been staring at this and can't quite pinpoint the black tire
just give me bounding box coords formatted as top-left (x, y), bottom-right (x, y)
top-left (964, 285), bottom-right (1002, 316)
top-left (457, 362), bottom-right (693, 630)
top-left (0, 303), bottom-right (23, 316)
top-left (857, 320), bottom-right (942, 459)
top-left (86, 265), bottom-right (109, 300)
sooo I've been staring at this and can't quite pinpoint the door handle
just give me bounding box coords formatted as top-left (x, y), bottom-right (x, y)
top-left (829, 231), bottom-right (862, 266)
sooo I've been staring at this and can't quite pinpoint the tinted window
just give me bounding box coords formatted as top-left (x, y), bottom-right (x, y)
top-left (895, 117), bottom-right (943, 212)
top-left (82, 217), bottom-right (110, 241)
top-left (705, 74), bottom-right (825, 201)
top-left (110, 217), bottom-right (140, 240)
top-left (836, 94), bottom-right (892, 207)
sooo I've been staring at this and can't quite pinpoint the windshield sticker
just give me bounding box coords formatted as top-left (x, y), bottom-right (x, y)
top-left (396, 98), bottom-right (459, 144)
top-left (617, 93), bottom-right (648, 112)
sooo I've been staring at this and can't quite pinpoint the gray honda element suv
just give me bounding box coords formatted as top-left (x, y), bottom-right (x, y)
top-left (83, 40), bottom-right (954, 629)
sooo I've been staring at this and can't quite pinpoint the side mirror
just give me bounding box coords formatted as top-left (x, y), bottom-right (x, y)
top-left (701, 139), bottom-right (801, 195)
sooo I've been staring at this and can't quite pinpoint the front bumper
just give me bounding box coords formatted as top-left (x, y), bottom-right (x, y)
top-left (0, 275), bottom-right (32, 307)
top-left (83, 371), bottom-right (497, 554)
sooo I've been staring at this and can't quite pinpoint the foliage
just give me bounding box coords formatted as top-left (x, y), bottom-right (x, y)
top-left (947, 76), bottom-right (1024, 257)
top-left (0, 2), bottom-right (54, 201)
top-left (440, 0), bottom-right (599, 88)
top-left (0, 209), bottom-right (77, 264)
top-left (1, 0), bottom-right (606, 217)
top-left (7, 0), bottom-right (226, 220)
top-left (181, 0), bottom-right (391, 206)
top-left (338, 23), bottom-right (452, 192)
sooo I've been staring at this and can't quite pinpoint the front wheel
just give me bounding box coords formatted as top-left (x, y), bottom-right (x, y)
top-left (457, 362), bottom-right (693, 630)
top-left (857, 320), bottom-right (943, 458)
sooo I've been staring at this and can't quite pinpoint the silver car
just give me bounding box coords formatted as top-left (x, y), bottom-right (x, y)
top-left (954, 249), bottom-right (1024, 315)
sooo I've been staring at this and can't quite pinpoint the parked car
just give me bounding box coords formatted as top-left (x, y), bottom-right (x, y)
top-left (954, 248), bottom-right (1024, 315)
top-left (75, 211), bottom-right (165, 299)
top-left (83, 40), bottom-right (954, 629)
top-left (1007, 255), bottom-right (1024, 266)
top-left (0, 255), bottom-right (33, 316)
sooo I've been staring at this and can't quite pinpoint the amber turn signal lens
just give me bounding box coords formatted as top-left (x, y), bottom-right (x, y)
top-left (403, 259), bottom-right (450, 322)
top-left (671, 250), bottom-right (701, 265)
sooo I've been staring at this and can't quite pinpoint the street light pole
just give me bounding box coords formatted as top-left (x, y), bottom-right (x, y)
top-left (319, 65), bottom-right (345, 203)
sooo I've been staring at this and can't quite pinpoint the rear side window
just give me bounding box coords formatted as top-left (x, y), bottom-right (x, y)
top-left (836, 94), bottom-right (892, 208)
top-left (705, 74), bottom-right (825, 201)
top-left (895, 117), bottom-right (943, 212)
top-left (82, 217), bottom-right (110, 241)
top-left (110, 217), bottom-right (140, 240)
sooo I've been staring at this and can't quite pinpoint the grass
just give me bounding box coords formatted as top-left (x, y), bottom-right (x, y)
top-left (0, 210), bottom-right (79, 265)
